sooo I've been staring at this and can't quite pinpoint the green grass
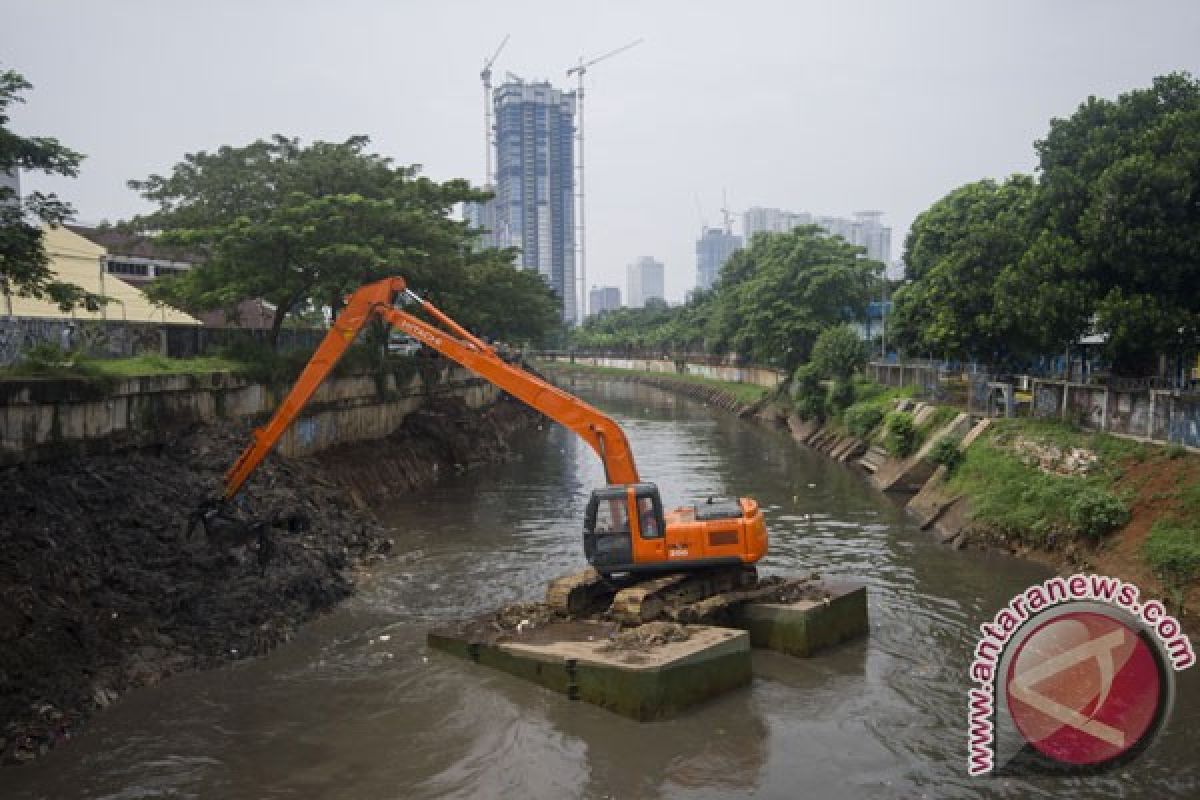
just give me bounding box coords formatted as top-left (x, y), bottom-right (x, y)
top-left (1, 353), bottom-right (243, 380)
top-left (1143, 520), bottom-right (1200, 589)
top-left (948, 423), bottom-right (1131, 546)
top-left (537, 361), bottom-right (769, 405)
top-left (86, 354), bottom-right (242, 377)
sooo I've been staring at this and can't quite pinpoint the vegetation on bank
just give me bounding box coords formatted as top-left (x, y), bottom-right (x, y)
top-left (945, 419), bottom-right (1138, 546)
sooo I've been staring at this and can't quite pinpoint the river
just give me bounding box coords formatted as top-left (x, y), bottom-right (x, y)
top-left (5, 376), bottom-right (1198, 799)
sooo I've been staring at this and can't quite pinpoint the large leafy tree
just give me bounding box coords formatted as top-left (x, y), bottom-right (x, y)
top-left (131, 135), bottom-right (554, 346)
top-left (890, 175), bottom-right (1037, 365)
top-left (1016, 72), bottom-right (1200, 373)
top-left (710, 227), bottom-right (880, 370)
top-left (0, 69), bottom-right (101, 310)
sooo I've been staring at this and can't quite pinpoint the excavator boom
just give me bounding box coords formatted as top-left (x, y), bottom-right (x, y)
top-left (221, 277), bottom-right (639, 501)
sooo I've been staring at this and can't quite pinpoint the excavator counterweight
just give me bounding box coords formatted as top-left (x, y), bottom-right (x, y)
top-left (215, 277), bottom-right (768, 582)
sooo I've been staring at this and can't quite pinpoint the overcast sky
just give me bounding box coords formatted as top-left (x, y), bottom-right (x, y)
top-left (6, 0), bottom-right (1200, 303)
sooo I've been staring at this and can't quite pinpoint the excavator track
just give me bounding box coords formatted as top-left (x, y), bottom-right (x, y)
top-left (608, 566), bottom-right (757, 626)
top-left (546, 568), bottom-right (625, 616)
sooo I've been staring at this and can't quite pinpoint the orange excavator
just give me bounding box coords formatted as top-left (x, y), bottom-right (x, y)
top-left (210, 277), bottom-right (768, 615)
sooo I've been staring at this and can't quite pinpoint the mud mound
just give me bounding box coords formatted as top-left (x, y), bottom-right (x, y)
top-left (0, 395), bottom-right (540, 764)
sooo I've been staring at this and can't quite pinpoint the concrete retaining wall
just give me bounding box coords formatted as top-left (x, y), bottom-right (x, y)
top-left (547, 355), bottom-right (784, 389)
top-left (1029, 379), bottom-right (1200, 449)
top-left (0, 365), bottom-right (497, 466)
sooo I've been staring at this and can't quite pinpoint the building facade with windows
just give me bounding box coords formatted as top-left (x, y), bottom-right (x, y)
top-left (695, 227), bottom-right (742, 290)
top-left (588, 285), bottom-right (621, 316)
top-left (492, 78), bottom-right (577, 323)
top-left (626, 256), bottom-right (665, 309)
top-left (742, 206), bottom-right (891, 264)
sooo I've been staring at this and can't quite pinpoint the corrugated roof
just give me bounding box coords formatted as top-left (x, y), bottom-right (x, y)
top-left (2, 226), bottom-right (201, 325)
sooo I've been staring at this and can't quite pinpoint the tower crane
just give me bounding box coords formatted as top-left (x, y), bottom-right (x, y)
top-left (480, 34), bottom-right (510, 187)
top-left (566, 38), bottom-right (643, 321)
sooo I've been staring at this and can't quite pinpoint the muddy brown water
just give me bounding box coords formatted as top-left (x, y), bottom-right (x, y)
top-left (6, 377), bottom-right (1199, 799)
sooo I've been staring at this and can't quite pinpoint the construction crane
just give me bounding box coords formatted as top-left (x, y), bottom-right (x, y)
top-left (566, 38), bottom-right (643, 322)
top-left (721, 188), bottom-right (735, 236)
top-left (480, 34), bottom-right (510, 187)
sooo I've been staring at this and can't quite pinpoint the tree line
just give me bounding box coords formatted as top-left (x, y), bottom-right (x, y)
top-left (892, 72), bottom-right (1200, 376)
top-left (577, 72), bottom-right (1200, 380)
top-left (1, 69), bottom-right (562, 350)
top-left (573, 226), bottom-right (882, 372)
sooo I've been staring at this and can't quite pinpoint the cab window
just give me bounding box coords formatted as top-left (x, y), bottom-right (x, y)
top-left (637, 496), bottom-right (662, 539)
top-left (594, 496), bottom-right (630, 534)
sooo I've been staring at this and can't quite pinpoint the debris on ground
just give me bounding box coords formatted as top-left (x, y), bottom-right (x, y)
top-left (600, 621), bottom-right (691, 652)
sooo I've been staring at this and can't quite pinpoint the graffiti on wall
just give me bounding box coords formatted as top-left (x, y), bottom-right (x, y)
top-left (1168, 398), bottom-right (1200, 448)
top-left (0, 318), bottom-right (165, 366)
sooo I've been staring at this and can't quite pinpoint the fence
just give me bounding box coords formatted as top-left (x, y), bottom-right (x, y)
top-left (867, 359), bottom-right (1200, 449)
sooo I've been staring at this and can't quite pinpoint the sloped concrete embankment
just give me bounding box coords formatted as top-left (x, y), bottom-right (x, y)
top-left (782, 400), bottom-right (992, 550)
top-left (0, 371), bottom-right (539, 765)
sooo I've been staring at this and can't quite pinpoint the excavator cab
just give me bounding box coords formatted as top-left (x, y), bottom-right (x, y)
top-left (583, 484), bottom-right (664, 572)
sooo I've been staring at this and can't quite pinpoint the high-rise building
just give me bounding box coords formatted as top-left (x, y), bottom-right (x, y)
top-left (492, 77), bottom-right (578, 323)
top-left (742, 206), bottom-right (891, 264)
top-left (588, 285), bottom-right (621, 316)
top-left (743, 206), bottom-right (812, 238)
top-left (626, 256), bottom-right (665, 308)
top-left (695, 227), bottom-right (742, 290)
top-left (851, 210), bottom-right (891, 265)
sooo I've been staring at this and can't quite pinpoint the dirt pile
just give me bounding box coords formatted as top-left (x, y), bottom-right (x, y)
top-left (0, 394), bottom-right (540, 764)
top-left (600, 621), bottom-right (691, 652)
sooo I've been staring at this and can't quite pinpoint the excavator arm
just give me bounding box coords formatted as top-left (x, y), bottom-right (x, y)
top-left (221, 276), bottom-right (639, 501)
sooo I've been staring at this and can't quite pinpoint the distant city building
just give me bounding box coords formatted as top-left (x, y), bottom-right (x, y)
top-left (743, 206), bottom-right (812, 238)
top-left (463, 198), bottom-right (499, 249)
top-left (695, 227), bottom-right (742, 290)
top-left (742, 206), bottom-right (891, 264)
top-left (588, 285), bottom-right (621, 316)
top-left (492, 77), bottom-right (578, 323)
top-left (626, 256), bottom-right (665, 309)
top-left (848, 210), bottom-right (891, 265)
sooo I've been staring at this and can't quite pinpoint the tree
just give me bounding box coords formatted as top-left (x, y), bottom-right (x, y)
top-left (131, 135), bottom-right (556, 347)
top-left (890, 175), bottom-right (1037, 365)
top-left (0, 69), bottom-right (101, 310)
top-left (809, 323), bottom-right (868, 380)
top-left (1018, 72), bottom-right (1200, 373)
top-left (709, 227), bottom-right (880, 370)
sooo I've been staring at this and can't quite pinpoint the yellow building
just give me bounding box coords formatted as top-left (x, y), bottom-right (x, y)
top-left (2, 225), bottom-right (200, 325)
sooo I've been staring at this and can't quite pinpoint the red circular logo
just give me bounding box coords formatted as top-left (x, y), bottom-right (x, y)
top-left (1005, 610), bottom-right (1163, 766)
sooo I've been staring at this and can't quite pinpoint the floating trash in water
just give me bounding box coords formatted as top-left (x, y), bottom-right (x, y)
top-left (378, 634), bottom-right (391, 642)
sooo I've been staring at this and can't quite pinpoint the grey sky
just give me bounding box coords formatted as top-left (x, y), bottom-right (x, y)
top-left (6, 0), bottom-right (1200, 303)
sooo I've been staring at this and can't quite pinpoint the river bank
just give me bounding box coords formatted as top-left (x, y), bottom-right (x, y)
top-left (0, 391), bottom-right (538, 765)
top-left (540, 361), bottom-right (1200, 628)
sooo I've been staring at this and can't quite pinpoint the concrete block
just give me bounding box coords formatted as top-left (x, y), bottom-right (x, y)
top-left (731, 583), bottom-right (868, 658)
top-left (959, 417), bottom-right (992, 450)
top-left (427, 622), bottom-right (751, 721)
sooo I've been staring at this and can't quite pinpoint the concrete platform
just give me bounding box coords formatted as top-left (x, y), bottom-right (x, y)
top-left (427, 621), bottom-right (751, 721)
top-left (731, 582), bottom-right (868, 657)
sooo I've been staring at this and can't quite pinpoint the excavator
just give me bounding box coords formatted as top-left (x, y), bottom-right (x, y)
top-left (208, 277), bottom-right (769, 620)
